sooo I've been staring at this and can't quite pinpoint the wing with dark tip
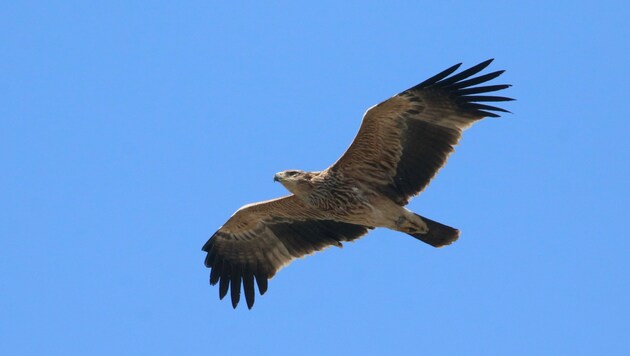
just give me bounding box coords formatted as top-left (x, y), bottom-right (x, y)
top-left (328, 59), bottom-right (513, 205)
top-left (202, 195), bottom-right (369, 309)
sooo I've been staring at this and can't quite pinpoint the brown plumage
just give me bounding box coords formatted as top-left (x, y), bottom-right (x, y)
top-left (203, 59), bottom-right (513, 309)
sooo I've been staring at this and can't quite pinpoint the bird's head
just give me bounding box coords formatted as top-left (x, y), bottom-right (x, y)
top-left (274, 170), bottom-right (317, 196)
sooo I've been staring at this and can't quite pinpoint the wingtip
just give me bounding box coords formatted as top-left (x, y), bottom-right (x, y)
top-left (475, 58), bottom-right (495, 70)
top-left (231, 289), bottom-right (240, 308)
top-left (219, 275), bottom-right (229, 300)
top-left (255, 273), bottom-right (268, 295)
top-left (414, 62), bottom-right (463, 88)
top-left (421, 60), bottom-right (503, 90)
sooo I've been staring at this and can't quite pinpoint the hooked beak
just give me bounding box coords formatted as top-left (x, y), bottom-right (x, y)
top-left (273, 174), bottom-right (281, 183)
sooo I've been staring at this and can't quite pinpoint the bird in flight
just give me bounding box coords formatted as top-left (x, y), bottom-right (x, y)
top-left (202, 59), bottom-right (513, 309)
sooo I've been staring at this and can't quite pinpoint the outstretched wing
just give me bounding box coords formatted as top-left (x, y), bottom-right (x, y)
top-left (202, 195), bottom-right (369, 309)
top-left (328, 59), bottom-right (513, 205)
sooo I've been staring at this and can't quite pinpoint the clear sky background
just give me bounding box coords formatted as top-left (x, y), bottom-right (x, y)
top-left (2, 1), bottom-right (629, 355)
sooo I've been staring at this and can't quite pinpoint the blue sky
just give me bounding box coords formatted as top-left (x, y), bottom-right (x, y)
top-left (2, 1), bottom-right (629, 355)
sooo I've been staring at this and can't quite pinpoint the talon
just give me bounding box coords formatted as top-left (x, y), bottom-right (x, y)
top-left (418, 223), bottom-right (429, 234)
top-left (411, 227), bottom-right (426, 234)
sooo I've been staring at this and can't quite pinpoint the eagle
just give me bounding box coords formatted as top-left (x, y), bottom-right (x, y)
top-left (202, 59), bottom-right (513, 309)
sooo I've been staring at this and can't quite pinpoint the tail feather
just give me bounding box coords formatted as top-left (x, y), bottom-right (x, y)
top-left (408, 214), bottom-right (460, 247)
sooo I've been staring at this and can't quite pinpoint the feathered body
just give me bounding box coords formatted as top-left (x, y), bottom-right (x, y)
top-left (203, 59), bottom-right (513, 309)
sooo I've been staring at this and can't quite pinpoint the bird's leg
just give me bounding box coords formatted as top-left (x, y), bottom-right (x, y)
top-left (395, 216), bottom-right (407, 229)
top-left (395, 212), bottom-right (429, 234)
